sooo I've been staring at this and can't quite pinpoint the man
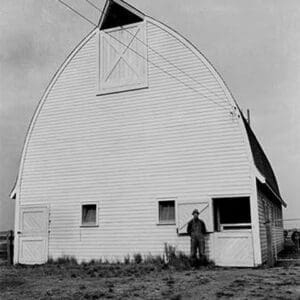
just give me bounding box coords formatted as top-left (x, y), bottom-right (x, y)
top-left (187, 209), bottom-right (207, 263)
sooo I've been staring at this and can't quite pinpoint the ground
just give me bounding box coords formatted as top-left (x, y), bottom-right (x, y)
top-left (0, 262), bottom-right (299, 300)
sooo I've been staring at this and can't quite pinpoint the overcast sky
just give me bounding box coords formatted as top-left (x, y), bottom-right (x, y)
top-left (0, 0), bottom-right (299, 230)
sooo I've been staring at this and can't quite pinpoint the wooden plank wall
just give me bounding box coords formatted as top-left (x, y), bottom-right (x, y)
top-left (257, 189), bottom-right (284, 263)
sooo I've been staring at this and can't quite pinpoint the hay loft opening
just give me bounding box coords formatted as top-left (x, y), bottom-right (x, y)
top-left (99, 0), bottom-right (144, 30)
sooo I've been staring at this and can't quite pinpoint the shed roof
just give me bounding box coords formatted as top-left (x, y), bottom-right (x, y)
top-left (242, 115), bottom-right (283, 204)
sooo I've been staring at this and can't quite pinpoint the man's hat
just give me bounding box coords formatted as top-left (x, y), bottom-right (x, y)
top-left (192, 209), bottom-right (200, 215)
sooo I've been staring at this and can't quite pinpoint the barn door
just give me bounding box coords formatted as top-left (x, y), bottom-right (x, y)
top-left (18, 206), bottom-right (49, 265)
top-left (214, 231), bottom-right (254, 267)
top-left (177, 201), bottom-right (213, 235)
top-left (99, 22), bottom-right (148, 94)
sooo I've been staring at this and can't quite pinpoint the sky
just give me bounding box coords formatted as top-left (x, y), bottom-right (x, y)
top-left (0, 0), bottom-right (299, 230)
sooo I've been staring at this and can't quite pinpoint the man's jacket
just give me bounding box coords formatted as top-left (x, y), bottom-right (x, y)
top-left (187, 218), bottom-right (207, 238)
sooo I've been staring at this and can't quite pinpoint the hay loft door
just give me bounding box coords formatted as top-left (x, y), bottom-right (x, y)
top-left (99, 22), bottom-right (148, 95)
top-left (18, 205), bottom-right (49, 265)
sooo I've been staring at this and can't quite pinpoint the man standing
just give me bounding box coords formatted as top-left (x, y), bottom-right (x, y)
top-left (187, 209), bottom-right (207, 263)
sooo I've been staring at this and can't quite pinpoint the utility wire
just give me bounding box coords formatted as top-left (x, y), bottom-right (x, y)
top-left (57, 0), bottom-right (233, 113)
top-left (106, 32), bottom-right (230, 111)
top-left (85, 0), bottom-right (232, 108)
top-left (57, 0), bottom-right (97, 27)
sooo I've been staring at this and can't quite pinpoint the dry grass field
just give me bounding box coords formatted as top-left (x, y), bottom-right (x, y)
top-left (0, 258), bottom-right (299, 300)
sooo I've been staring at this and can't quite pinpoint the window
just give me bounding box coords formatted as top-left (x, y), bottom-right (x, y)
top-left (213, 197), bottom-right (251, 231)
top-left (158, 200), bottom-right (176, 224)
top-left (81, 204), bottom-right (98, 227)
top-left (98, 22), bottom-right (148, 95)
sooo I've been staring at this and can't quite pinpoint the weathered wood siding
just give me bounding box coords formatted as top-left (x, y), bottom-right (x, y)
top-left (19, 20), bottom-right (252, 262)
top-left (257, 189), bottom-right (284, 263)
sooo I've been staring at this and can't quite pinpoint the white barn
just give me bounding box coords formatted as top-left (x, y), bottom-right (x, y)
top-left (11, 0), bottom-right (286, 267)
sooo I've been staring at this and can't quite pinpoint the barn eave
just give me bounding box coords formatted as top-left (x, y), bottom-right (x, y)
top-left (241, 115), bottom-right (285, 207)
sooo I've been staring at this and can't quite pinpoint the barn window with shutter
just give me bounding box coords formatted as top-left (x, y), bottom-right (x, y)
top-left (98, 22), bottom-right (148, 94)
top-left (177, 201), bottom-right (213, 235)
top-left (158, 200), bottom-right (176, 225)
top-left (81, 203), bottom-right (98, 227)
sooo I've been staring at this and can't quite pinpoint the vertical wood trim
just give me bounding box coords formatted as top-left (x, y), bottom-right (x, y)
top-left (250, 175), bottom-right (262, 266)
top-left (13, 192), bottom-right (20, 264)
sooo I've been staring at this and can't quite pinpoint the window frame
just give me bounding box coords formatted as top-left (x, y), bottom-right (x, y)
top-left (212, 196), bottom-right (252, 232)
top-left (157, 198), bottom-right (176, 226)
top-left (97, 21), bottom-right (149, 95)
top-left (80, 202), bottom-right (99, 228)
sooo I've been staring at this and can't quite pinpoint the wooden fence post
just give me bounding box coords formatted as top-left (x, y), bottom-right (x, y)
top-left (6, 231), bottom-right (13, 265)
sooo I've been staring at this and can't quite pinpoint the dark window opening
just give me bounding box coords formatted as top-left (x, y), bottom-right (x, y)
top-left (158, 201), bottom-right (175, 224)
top-left (213, 197), bottom-right (251, 231)
top-left (82, 204), bottom-right (97, 226)
top-left (100, 1), bottom-right (144, 30)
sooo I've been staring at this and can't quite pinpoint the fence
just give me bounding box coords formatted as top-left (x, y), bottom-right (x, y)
top-left (274, 218), bottom-right (300, 263)
top-left (0, 231), bottom-right (14, 265)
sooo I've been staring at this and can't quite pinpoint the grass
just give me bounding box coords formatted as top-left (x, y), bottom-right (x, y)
top-left (45, 243), bottom-right (213, 274)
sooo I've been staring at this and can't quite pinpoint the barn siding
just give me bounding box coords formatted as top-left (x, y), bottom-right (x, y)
top-left (257, 188), bottom-right (284, 263)
top-left (19, 20), bottom-right (252, 262)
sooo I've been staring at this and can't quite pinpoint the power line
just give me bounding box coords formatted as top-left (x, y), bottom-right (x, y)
top-left (85, 0), bottom-right (102, 14)
top-left (85, 0), bottom-right (231, 107)
top-left (106, 32), bottom-right (230, 112)
top-left (57, 0), bottom-right (97, 27)
top-left (57, 0), bottom-right (233, 113)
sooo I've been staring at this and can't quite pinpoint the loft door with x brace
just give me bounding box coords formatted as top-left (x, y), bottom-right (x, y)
top-left (99, 22), bottom-right (148, 94)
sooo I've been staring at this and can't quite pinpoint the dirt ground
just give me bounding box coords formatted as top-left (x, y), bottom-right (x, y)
top-left (0, 261), bottom-right (299, 300)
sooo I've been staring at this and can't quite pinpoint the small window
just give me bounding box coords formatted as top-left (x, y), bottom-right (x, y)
top-left (81, 204), bottom-right (98, 227)
top-left (158, 200), bottom-right (175, 224)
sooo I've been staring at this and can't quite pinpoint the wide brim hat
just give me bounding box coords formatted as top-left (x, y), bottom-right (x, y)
top-left (192, 209), bottom-right (200, 215)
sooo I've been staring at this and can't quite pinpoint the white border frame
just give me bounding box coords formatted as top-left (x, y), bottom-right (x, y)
top-left (156, 197), bottom-right (177, 226)
top-left (80, 202), bottom-right (99, 228)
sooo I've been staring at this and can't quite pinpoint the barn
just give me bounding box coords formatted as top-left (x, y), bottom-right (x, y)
top-left (10, 0), bottom-right (286, 267)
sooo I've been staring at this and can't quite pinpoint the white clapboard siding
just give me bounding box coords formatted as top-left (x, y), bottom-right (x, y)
top-left (19, 20), bottom-right (252, 262)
